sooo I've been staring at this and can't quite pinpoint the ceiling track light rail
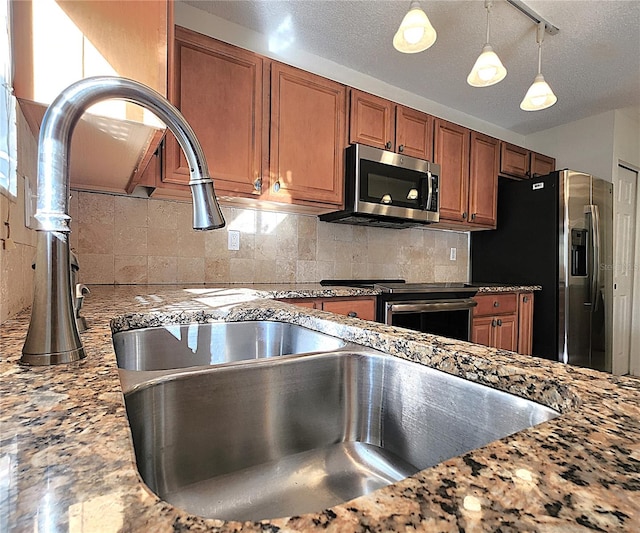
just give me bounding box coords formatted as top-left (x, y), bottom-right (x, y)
top-left (505, 0), bottom-right (560, 35)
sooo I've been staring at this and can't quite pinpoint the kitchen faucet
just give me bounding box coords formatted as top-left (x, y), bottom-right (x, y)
top-left (21, 76), bottom-right (225, 366)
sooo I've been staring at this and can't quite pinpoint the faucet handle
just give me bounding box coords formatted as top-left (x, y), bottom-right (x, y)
top-left (75, 284), bottom-right (90, 298)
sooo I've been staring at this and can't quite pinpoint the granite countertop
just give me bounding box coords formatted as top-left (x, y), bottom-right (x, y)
top-left (1, 284), bottom-right (638, 532)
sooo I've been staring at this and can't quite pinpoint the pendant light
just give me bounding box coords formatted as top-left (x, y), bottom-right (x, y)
top-left (393, 1), bottom-right (437, 53)
top-left (520, 22), bottom-right (557, 111)
top-left (467, 0), bottom-right (507, 87)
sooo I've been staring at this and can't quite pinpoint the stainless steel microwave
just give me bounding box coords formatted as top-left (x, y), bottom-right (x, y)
top-left (319, 144), bottom-right (440, 228)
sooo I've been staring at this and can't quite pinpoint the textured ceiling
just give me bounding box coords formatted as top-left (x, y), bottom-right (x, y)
top-left (181, 0), bottom-right (640, 135)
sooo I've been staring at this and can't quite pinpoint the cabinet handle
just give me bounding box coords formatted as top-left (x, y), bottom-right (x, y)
top-left (273, 180), bottom-right (281, 193)
top-left (497, 319), bottom-right (502, 326)
top-left (523, 296), bottom-right (529, 303)
top-left (385, 141), bottom-right (392, 150)
top-left (471, 213), bottom-right (476, 221)
top-left (347, 311), bottom-right (358, 318)
top-left (493, 301), bottom-right (500, 307)
top-left (492, 319), bottom-right (497, 327)
top-left (398, 144), bottom-right (404, 153)
top-left (462, 211), bottom-right (467, 220)
top-left (253, 178), bottom-right (262, 192)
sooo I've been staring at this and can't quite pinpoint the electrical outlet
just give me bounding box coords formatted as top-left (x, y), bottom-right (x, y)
top-left (450, 247), bottom-right (457, 261)
top-left (228, 230), bottom-right (240, 251)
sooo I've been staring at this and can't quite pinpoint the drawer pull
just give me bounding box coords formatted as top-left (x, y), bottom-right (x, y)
top-left (497, 319), bottom-right (502, 326)
top-left (493, 301), bottom-right (500, 307)
top-left (347, 311), bottom-right (358, 318)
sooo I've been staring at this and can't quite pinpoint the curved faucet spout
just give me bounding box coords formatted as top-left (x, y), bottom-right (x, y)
top-left (21, 76), bottom-right (226, 366)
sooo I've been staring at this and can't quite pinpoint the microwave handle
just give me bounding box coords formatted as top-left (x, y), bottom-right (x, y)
top-left (424, 171), bottom-right (433, 211)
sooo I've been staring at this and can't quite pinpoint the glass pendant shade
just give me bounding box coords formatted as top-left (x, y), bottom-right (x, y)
top-left (467, 44), bottom-right (507, 87)
top-left (520, 73), bottom-right (557, 111)
top-left (393, 1), bottom-right (437, 53)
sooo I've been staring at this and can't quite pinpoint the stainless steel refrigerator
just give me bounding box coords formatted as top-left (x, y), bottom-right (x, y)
top-left (471, 170), bottom-right (613, 371)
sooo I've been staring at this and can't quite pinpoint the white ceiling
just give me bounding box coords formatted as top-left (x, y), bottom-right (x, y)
top-left (181, 0), bottom-right (640, 135)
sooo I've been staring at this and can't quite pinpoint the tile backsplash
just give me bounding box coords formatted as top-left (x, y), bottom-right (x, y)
top-left (0, 106), bottom-right (37, 322)
top-left (70, 191), bottom-right (469, 285)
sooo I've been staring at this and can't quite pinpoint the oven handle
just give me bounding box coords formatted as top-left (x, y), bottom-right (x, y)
top-left (385, 298), bottom-right (477, 322)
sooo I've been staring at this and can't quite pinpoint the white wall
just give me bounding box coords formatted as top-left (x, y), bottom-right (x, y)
top-left (525, 111), bottom-right (617, 181)
top-left (174, 2), bottom-right (525, 147)
top-left (613, 109), bottom-right (640, 171)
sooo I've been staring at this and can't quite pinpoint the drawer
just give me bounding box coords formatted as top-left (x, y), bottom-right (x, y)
top-left (473, 293), bottom-right (518, 316)
top-left (322, 298), bottom-right (376, 321)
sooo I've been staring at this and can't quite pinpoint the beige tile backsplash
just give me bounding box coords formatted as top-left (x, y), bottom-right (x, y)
top-left (0, 107), bottom-right (38, 322)
top-left (71, 191), bottom-right (469, 285)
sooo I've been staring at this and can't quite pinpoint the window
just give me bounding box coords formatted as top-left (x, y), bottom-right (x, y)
top-left (0, 0), bottom-right (16, 198)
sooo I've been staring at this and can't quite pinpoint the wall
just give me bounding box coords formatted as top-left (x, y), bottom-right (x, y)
top-left (69, 191), bottom-right (468, 285)
top-left (0, 106), bottom-right (37, 322)
top-left (525, 110), bottom-right (617, 181)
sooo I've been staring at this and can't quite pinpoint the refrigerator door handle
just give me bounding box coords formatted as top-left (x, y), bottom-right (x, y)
top-left (591, 205), bottom-right (600, 312)
top-left (589, 204), bottom-right (602, 313)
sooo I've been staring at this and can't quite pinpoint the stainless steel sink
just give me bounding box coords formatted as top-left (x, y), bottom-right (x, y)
top-left (113, 320), bottom-right (347, 371)
top-left (123, 351), bottom-right (558, 522)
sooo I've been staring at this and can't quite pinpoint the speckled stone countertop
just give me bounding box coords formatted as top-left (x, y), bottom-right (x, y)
top-left (1, 284), bottom-right (638, 532)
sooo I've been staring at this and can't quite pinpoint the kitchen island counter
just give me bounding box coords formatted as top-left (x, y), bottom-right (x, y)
top-left (1, 284), bottom-right (638, 532)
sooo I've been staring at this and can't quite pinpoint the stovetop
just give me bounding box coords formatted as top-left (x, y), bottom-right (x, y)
top-left (320, 279), bottom-right (480, 295)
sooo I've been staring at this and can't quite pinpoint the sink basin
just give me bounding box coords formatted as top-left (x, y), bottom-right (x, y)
top-left (113, 320), bottom-right (347, 371)
top-left (123, 351), bottom-right (558, 522)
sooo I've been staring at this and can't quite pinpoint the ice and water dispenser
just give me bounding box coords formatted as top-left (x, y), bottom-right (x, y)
top-left (571, 228), bottom-right (588, 277)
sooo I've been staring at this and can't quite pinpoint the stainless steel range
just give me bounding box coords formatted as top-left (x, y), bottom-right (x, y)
top-left (321, 280), bottom-right (479, 341)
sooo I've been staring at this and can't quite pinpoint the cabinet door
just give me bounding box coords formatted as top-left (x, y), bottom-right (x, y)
top-left (349, 89), bottom-right (395, 151)
top-left (395, 107), bottom-right (433, 160)
top-left (500, 142), bottom-right (530, 179)
top-left (494, 315), bottom-right (518, 351)
top-left (269, 63), bottom-right (346, 207)
top-left (164, 28), bottom-right (264, 196)
top-left (434, 119), bottom-right (470, 223)
top-left (517, 292), bottom-right (534, 355)
top-left (321, 298), bottom-right (376, 321)
top-left (472, 316), bottom-right (494, 347)
top-left (530, 152), bottom-right (556, 177)
top-left (469, 132), bottom-right (499, 228)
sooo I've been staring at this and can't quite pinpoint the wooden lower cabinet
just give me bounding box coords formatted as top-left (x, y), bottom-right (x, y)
top-left (517, 292), bottom-right (534, 355)
top-left (279, 296), bottom-right (376, 321)
top-left (472, 292), bottom-right (532, 354)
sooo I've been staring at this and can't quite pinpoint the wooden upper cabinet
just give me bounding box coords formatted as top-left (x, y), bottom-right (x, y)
top-left (349, 89), bottom-right (395, 150)
top-left (268, 62), bottom-right (347, 207)
top-left (433, 119), bottom-right (470, 223)
top-left (468, 132), bottom-right (499, 228)
top-left (500, 142), bottom-right (555, 180)
top-left (164, 27), bottom-right (264, 196)
top-left (349, 89), bottom-right (433, 160)
top-left (395, 107), bottom-right (434, 161)
top-left (500, 142), bottom-right (530, 179)
top-left (531, 152), bottom-right (556, 177)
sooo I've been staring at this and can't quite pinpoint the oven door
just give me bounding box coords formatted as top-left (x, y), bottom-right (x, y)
top-left (383, 298), bottom-right (477, 342)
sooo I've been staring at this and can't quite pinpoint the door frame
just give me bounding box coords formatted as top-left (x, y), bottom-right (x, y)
top-left (617, 160), bottom-right (640, 376)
